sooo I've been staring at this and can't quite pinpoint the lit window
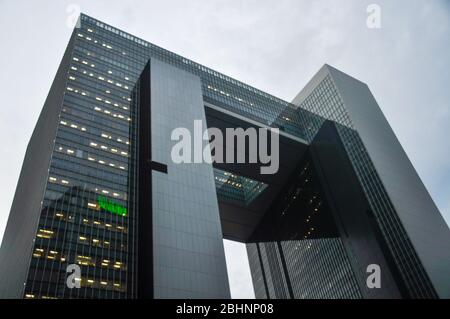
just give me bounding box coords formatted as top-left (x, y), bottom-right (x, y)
top-left (37, 229), bottom-right (54, 239)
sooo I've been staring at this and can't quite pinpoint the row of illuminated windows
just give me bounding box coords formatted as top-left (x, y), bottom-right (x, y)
top-left (66, 68), bottom-right (131, 106)
top-left (52, 211), bottom-right (128, 235)
top-left (74, 43), bottom-right (138, 79)
top-left (59, 118), bottom-right (130, 146)
top-left (48, 176), bottom-right (126, 201)
top-left (48, 211), bottom-right (127, 236)
top-left (82, 216), bottom-right (127, 233)
top-left (77, 32), bottom-right (115, 50)
top-left (32, 247), bottom-right (127, 272)
top-left (214, 176), bottom-right (243, 189)
top-left (79, 277), bottom-right (126, 292)
top-left (72, 55), bottom-right (132, 84)
top-left (69, 59), bottom-right (133, 98)
top-left (25, 294), bottom-right (57, 299)
top-left (49, 157), bottom-right (128, 191)
top-left (32, 247), bottom-right (65, 262)
top-left (179, 55), bottom-right (293, 108)
top-left (66, 86), bottom-right (131, 122)
top-left (75, 40), bottom-right (135, 72)
top-left (68, 71), bottom-right (132, 108)
top-left (38, 215), bottom-right (128, 238)
top-left (68, 76), bottom-right (132, 112)
top-left (75, 30), bottom-right (147, 70)
top-left (207, 84), bottom-right (256, 109)
top-left (61, 99), bottom-right (131, 135)
top-left (205, 84), bottom-right (287, 124)
top-left (55, 144), bottom-right (127, 171)
top-left (25, 280), bottom-right (125, 298)
top-left (49, 161), bottom-right (128, 195)
top-left (75, 254), bottom-right (126, 271)
top-left (77, 233), bottom-right (126, 251)
top-left (34, 227), bottom-right (128, 257)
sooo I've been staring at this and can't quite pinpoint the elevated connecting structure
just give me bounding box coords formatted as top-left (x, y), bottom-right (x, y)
top-left (1, 14), bottom-right (449, 299)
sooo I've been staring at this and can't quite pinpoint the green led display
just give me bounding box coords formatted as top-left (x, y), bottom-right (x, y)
top-left (97, 196), bottom-right (127, 217)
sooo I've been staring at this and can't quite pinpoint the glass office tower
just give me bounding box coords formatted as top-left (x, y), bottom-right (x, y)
top-left (0, 14), bottom-right (449, 299)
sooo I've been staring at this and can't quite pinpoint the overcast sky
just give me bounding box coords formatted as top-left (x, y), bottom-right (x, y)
top-left (0, 0), bottom-right (449, 299)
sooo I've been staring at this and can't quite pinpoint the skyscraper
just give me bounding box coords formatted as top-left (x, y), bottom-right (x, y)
top-left (0, 13), bottom-right (449, 299)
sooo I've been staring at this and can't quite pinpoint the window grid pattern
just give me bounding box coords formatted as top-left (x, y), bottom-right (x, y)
top-left (282, 239), bottom-right (362, 299)
top-left (214, 168), bottom-right (267, 206)
top-left (246, 243), bottom-right (268, 299)
top-left (258, 242), bottom-right (290, 299)
top-left (297, 75), bottom-right (437, 298)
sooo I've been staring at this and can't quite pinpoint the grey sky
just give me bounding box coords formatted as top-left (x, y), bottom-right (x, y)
top-left (0, 0), bottom-right (449, 299)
